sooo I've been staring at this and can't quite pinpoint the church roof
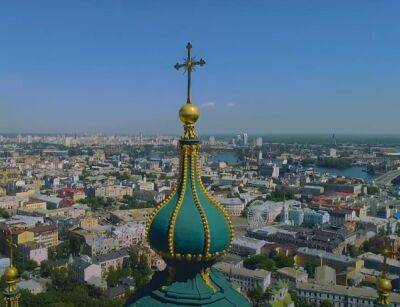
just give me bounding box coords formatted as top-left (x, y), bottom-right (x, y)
top-left (126, 269), bottom-right (250, 306)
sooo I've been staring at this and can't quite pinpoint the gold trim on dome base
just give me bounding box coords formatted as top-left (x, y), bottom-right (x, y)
top-left (200, 268), bottom-right (216, 292)
top-left (154, 249), bottom-right (226, 263)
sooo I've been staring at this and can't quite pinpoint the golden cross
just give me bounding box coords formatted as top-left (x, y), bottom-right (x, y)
top-left (174, 42), bottom-right (206, 104)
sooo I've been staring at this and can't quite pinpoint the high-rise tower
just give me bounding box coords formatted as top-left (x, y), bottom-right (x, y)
top-left (126, 43), bottom-right (250, 306)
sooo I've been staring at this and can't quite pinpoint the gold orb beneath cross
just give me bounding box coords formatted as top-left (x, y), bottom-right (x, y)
top-left (179, 103), bottom-right (200, 125)
top-left (4, 266), bottom-right (18, 283)
top-left (378, 276), bottom-right (392, 292)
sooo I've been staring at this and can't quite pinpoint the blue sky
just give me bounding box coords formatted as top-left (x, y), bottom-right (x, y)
top-left (0, 1), bottom-right (399, 134)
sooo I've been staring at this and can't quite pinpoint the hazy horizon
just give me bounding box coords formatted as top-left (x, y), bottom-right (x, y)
top-left (1, 1), bottom-right (399, 135)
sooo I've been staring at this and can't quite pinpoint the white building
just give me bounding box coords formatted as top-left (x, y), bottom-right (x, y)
top-left (276, 267), bottom-right (308, 284)
top-left (243, 133), bottom-right (248, 146)
top-left (112, 222), bottom-right (146, 248)
top-left (295, 281), bottom-right (400, 307)
top-left (17, 279), bottom-right (46, 294)
top-left (209, 136), bottom-right (216, 146)
top-left (255, 137), bottom-right (263, 147)
top-left (137, 178), bottom-right (155, 191)
top-left (231, 236), bottom-right (266, 256)
top-left (0, 195), bottom-right (28, 210)
top-left (215, 197), bottom-right (245, 216)
top-left (214, 262), bottom-right (271, 292)
top-left (330, 148), bottom-right (337, 158)
top-left (95, 185), bottom-right (133, 199)
top-left (69, 258), bottom-right (102, 284)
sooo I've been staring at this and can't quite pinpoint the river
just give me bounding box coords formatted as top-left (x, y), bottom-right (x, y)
top-left (210, 152), bottom-right (241, 164)
top-left (210, 151), bottom-right (374, 182)
top-left (313, 165), bottom-right (374, 183)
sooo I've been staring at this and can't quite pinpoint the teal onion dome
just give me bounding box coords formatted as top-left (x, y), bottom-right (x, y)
top-left (146, 140), bottom-right (233, 262)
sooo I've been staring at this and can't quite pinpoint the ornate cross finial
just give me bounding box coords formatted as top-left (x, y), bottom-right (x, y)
top-left (174, 42), bottom-right (206, 103)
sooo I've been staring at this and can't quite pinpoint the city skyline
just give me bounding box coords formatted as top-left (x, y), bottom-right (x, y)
top-left (1, 1), bottom-right (400, 135)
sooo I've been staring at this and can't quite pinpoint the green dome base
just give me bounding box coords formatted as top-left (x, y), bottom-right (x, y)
top-left (125, 268), bottom-right (251, 306)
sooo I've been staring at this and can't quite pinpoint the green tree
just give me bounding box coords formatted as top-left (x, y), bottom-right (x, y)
top-left (40, 261), bottom-right (52, 277)
top-left (21, 272), bottom-right (29, 280)
top-left (247, 287), bottom-right (264, 306)
top-left (0, 208), bottom-right (10, 218)
top-left (243, 254), bottom-right (277, 272)
top-left (13, 248), bottom-right (38, 273)
top-left (106, 267), bottom-right (119, 288)
top-left (129, 251), bottom-right (139, 273)
top-left (304, 261), bottom-right (318, 279)
top-left (361, 236), bottom-right (385, 254)
top-left (269, 250), bottom-right (294, 268)
top-left (50, 268), bottom-right (72, 291)
top-left (49, 240), bottom-right (71, 260)
top-left (132, 254), bottom-right (152, 290)
top-left (106, 267), bottom-right (131, 288)
top-left (266, 190), bottom-right (296, 202)
top-left (69, 233), bottom-right (85, 256)
top-left (367, 185), bottom-right (379, 195)
top-left (121, 195), bottom-right (153, 210)
top-left (320, 300), bottom-right (333, 307)
top-left (289, 290), bottom-right (318, 307)
top-left (345, 244), bottom-right (361, 258)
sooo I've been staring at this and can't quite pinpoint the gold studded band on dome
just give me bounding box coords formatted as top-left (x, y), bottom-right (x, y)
top-left (145, 185), bottom-right (177, 235)
top-left (190, 149), bottom-right (211, 257)
top-left (167, 147), bottom-right (188, 256)
top-left (196, 154), bottom-right (234, 250)
top-left (145, 139), bottom-right (191, 235)
top-left (145, 143), bottom-right (186, 237)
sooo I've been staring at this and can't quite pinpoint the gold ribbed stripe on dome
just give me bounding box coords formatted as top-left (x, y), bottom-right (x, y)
top-left (196, 156), bottom-right (234, 251)
top-left (145, 186), bottom-right (177, 234)
top-left (167, 148), bottom-right (188, 256)
top-left (190, 148), bottom-right (211, 257)
top-left (145, 142), bottom-right (185, 234)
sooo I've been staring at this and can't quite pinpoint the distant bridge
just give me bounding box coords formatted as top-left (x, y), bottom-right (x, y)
top-left (374, 169), bottom-right (400, 186)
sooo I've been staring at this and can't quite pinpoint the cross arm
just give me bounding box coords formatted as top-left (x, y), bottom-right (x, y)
top-left (193, 58), bottom-right (206, 66)
top-left (174, 62), bottom-right (186, 70)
